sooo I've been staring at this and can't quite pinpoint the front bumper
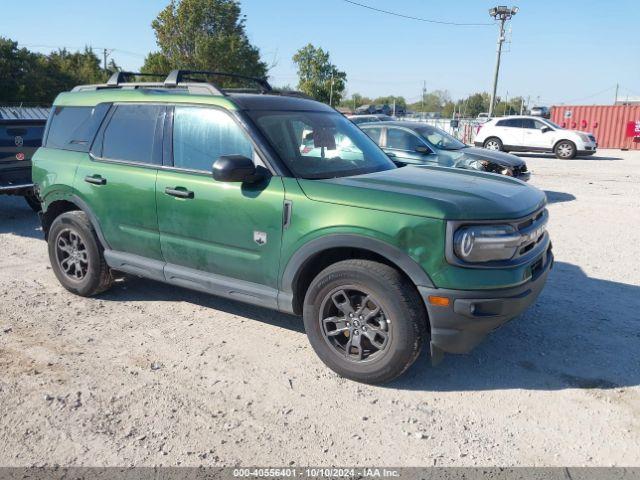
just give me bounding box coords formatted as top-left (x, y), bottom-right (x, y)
top-left (418, 246), bottom-right (553, 357)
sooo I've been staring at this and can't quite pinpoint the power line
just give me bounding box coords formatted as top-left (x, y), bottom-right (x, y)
top-left (342, 0), bottom-right (493, 26)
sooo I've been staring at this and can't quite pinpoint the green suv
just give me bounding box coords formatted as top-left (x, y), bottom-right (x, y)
top-left (33, 70), bottom-right (552, 384)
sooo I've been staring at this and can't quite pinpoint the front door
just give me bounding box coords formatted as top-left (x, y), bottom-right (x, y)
top-left (522, 118), bottom-right (554, 150)
top-left (384, 127), bottom-right (436, 165)
top-left (156, 106), bottom-right (284, 289)
top-left (74, 103), bottom-right (165, 260)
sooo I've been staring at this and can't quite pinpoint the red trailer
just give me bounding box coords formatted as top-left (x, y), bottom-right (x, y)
top-left (550, 105), bottom-right (640, 150)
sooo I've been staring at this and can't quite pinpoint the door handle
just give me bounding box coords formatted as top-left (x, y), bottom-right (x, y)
top-left (165, 187), bottom-right (194, 199)
top-left (84, 175), bottom-right (106, 185)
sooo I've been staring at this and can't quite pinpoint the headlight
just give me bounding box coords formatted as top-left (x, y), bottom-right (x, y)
top-left (578, 133), bottom-right (590, 143)
top-left (453, 224), bottom-right (521, 262)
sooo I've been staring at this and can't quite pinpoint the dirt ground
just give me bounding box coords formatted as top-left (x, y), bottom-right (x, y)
top-left (1, 149), bottom-right (639, 467)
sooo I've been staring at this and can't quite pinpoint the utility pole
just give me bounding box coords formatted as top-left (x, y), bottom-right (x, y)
top-left (614, 83), bottom-right (619, 105)
top-left (421, 80), bottom-right (427, 115)
top-left (488, 6), bottom-right (518, 118)
top-left (103, 48), bottom-right (108, 72)
top-left (329, 72), bottom-right (334, 107)
top-left (520, 97), bottom-right (524, 115)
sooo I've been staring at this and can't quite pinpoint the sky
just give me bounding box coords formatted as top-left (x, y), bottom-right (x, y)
top-left (3, 0), bottom-right (639, 106)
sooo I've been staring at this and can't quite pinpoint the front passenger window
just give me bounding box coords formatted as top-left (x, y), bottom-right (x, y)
top-left (386, 129), bottom-right (422, 151)
top-left (173, 107), bottom-right (253, 172)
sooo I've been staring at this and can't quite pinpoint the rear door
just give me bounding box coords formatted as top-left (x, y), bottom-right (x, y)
top-left (74, 103), bottom-right (165, 260)
top-left (494, 118), bottom-right (524, 148)
top-left (155, 105), bottom-right (284, 289)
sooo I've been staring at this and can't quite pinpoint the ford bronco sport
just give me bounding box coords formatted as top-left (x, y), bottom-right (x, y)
top-left (32, 70), bottom-right (552, 384)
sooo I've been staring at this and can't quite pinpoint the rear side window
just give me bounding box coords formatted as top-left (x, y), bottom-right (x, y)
top-left (45, 105), bottom-right (109, 151)
top-left (363, 127), bottom-right (383, 144)
top-left (102, 104), bottom-right (164, 164)
top-left (172, 106), bottom-right (253, 172)
top-left (496, 118), bottom-right (523, 128)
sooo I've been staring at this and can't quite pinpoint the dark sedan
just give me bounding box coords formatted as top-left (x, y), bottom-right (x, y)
top-left (360, 121), bottom-right (530, 181)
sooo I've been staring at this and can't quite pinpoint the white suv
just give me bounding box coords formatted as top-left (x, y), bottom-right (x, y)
top-left (474, 116), bottom-right (597, 159)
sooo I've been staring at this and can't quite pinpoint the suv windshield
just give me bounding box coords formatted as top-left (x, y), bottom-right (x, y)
top-left (415, 125), bottom-right (467, 151)
top-left (249, 110), bottom-right (396, 179)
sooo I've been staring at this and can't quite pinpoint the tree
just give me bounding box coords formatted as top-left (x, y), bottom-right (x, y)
top-left (408, 89), bottom-right (451, 113)
top-left (373, 95), bottom-right (406, 109)
top-left (142, 0), bottom-right (267, 85)
top-left (0, 37), bottom-right (108, 104)
top-left (292, 44), bottom-right (346, 106)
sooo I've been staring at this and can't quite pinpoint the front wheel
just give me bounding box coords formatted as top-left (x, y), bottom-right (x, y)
top-left (48, 211), bottom-right (113, 296)
top-left (554, 140), bottom-right (576, 159)
top-left (303, 260), bottom-right (427, 384)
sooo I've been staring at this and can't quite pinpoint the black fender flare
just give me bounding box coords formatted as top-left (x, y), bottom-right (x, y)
top-left (44, 193), bottom-right (110, 249)
top-left (280, 233), bottom-right (434, 294)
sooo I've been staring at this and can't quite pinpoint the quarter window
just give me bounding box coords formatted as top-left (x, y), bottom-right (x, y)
top-left (46, 105), bottom-right (110, 152)
top-left (102, 104), bottom-right (163, 163)
top-left (172, 107), bottom-right (253, 172)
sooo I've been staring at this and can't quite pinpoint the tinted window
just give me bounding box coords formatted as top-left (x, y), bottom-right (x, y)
top-left (102, 104), bottom-right (163, 164)
top-left (173, 107), bottom-right (253, 172)
top-left (363, 127), bottom-right (383, 144)
top-left (386, 128), bottom-right (423, 151)
top-left (496, 118), bottom-right (523, 128)
top-left (46, 105), bottom-right (109, 152)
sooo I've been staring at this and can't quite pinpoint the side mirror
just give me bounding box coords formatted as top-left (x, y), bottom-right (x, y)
top-left (541, 126), bottom-right (552, 133)
top-left (212, 155), bottom-right (262, 183)
top-left (415, 146), bottom-right (431, 154)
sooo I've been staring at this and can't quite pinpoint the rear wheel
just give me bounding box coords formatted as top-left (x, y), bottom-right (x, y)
top-left (303, 260), bottom-right (427, 384)
top-left (48, 211), bottom-right (113, 296)
top-left (554, 140), bottom-right (576, 159)
top-left (483, 137), bottom-right (503, 151)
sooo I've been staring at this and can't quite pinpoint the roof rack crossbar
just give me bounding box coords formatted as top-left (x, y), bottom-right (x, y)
top-left (106, 71), bottom-right (168, 86)
top-left (164, 70), bottom-right (272, 94)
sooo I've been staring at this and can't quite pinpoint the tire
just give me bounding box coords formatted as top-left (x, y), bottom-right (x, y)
top-left (483, 137), bottom-right (503, 151)
top-left (48, 210), bottom-right (113, 296)
top-left (302, 260), bottom-right (427, 384)
top-left (554, 140), bottom-right (576, 159)
top-left (24, 191), bottom-right (42, 212)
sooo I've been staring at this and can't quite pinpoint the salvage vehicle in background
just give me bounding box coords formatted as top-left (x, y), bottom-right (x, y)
top-left (530, 106), bottom-right (550, 118)
top-left (475, 115), bottom-right (597, 159)
top-left (361, 121), bottom-right (530, 180)
top-left (33, 70), bottom-right (552, 384)
top-left (347, 114), bottom-right (394, 125)
top-left (0, 106), bottom-right (49, 210)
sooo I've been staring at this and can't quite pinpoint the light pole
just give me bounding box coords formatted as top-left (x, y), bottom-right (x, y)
top-left (488, 6), bottom-right (518, 118)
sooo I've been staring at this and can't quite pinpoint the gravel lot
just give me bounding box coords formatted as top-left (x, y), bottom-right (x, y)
top-left (1, 149), bottom-right (639, 467)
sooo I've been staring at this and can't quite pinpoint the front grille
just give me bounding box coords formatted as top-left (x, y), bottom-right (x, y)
top-left (513, 208), bottom-right (548, 261)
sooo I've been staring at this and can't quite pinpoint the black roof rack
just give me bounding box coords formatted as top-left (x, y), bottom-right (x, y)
top-left (71, 69), bottom-right (313, 100)
top-left (164, 69), bottom-right (272, 94)
top-left (106, 71), bottom-right (167, 86)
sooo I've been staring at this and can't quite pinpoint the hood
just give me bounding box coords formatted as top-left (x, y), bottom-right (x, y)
top-left (455, 147), bottom-right (526, 167)
top-left (298, 165), bottom-right (546, 221)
